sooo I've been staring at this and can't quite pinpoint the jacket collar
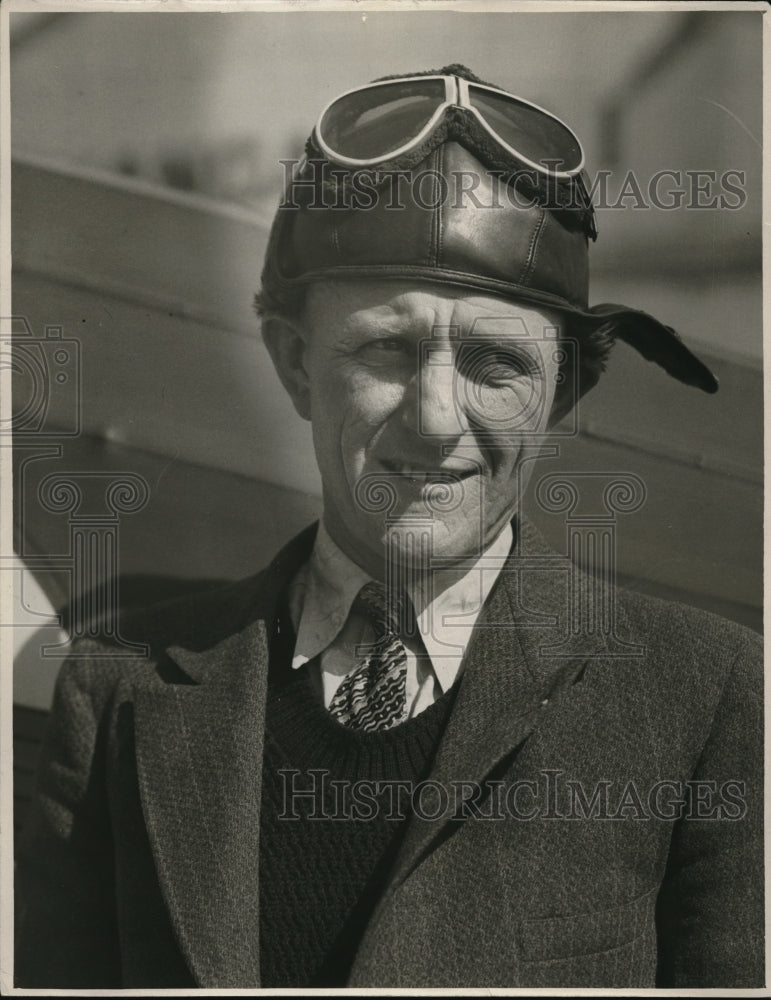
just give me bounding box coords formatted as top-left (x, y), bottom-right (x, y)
top-left (163, 520), bottom-right (319, 685)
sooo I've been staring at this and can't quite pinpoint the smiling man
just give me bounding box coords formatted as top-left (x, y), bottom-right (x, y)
top-left (15, 66), bottom-right (763, 990)
top-left (265, 282), bottom-right (564, 575)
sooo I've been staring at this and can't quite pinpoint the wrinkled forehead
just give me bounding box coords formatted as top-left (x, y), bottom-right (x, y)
top-left (304, 279), bottom-right (564, 340)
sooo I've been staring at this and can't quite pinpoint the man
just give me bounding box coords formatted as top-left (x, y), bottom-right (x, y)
top-left (15, 66), bottom-right (763, 989)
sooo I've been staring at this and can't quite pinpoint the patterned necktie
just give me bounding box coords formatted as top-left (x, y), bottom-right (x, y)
top-left (328, 581), bottom-right (409, 732)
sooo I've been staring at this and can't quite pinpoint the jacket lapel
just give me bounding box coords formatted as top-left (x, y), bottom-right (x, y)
top-left (133, 525), bottom-right (318, 987)
top-left (354, 518), bottom-right (608, 956)
top-left (134, 621), bottom-right (267, 987)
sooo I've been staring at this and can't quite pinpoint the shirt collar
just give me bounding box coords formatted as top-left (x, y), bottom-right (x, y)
top-left (289, 521), bottom-right (371, 670)
top-left (411, 523), bottom-right (512, 692)
top-left (289, 519), bottom-right (514, 684)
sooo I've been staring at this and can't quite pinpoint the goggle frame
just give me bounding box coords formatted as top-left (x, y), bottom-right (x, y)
top-left (312, 74), bottom-right (586, 180)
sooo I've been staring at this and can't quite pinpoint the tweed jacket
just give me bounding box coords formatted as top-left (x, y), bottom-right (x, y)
top-left (15, 518), bottom-right (763, 989)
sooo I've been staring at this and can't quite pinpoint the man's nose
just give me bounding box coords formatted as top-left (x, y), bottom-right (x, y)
top-left (402, 350), bottom-right (469, 441)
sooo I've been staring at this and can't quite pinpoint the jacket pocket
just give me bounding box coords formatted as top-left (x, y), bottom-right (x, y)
top-left (517, 886), bottom-right (659, 987)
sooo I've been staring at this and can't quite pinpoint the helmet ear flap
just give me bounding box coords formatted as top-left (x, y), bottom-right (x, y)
top-left (584, 306), bottom-right (719, 394)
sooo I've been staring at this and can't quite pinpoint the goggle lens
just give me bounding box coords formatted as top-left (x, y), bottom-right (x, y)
top-left (468, 85), bottom-right (583, 174)
top-left (319, 78), bottom-right (448, 160)
top-left (316, 77), bottom-right (583, 175)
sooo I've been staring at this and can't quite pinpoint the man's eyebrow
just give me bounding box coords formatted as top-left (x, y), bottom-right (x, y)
top-left (342, 314), bottom-right (417, 339)
top-left (466, 337), bottom-right (546, 356)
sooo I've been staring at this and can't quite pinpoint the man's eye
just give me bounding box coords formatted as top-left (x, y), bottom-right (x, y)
top-left (460, 348), bottom-right (534, 384)
top-left (360, 337), bottom-right (410, 358)
top-left (487, 351), bottom-right (529, 374)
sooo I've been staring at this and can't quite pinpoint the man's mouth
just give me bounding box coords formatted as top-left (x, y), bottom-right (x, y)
top-left (378, 459), bottom-right (478, 483)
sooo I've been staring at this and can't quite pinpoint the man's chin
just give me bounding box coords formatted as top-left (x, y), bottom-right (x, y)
top-left (377, 513), bottom-right (494, 569)
top-left (341, 469), bottom-right (514, 572)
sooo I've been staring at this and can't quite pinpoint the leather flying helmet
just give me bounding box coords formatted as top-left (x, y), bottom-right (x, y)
top-left (260, 65), bottom-right (718, 395)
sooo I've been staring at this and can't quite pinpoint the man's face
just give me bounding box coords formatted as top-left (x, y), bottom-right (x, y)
top-left (275, 280), bottom-right (563, 578)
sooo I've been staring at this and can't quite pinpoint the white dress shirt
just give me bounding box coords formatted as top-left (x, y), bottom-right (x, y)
top-left (287, 521), bottom-right (513, 719)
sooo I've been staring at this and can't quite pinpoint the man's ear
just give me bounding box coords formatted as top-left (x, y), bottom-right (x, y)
top-left (548, 320), bottom-right (617, 428)
top-left (261, 313), bottom-right (312, 421)
top-left (547, 367), bottom-right (601, 429)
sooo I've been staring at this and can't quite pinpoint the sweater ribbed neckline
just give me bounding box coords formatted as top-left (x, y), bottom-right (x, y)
top-left (266, 626), bottom-right (459, 783)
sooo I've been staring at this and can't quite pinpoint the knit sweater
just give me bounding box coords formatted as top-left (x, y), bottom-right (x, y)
top-left (258, 602), bottom-right (458, 987)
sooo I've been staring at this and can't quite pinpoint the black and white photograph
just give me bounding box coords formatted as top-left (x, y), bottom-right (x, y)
top-left (2, 1), bottom-right (764, 992)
